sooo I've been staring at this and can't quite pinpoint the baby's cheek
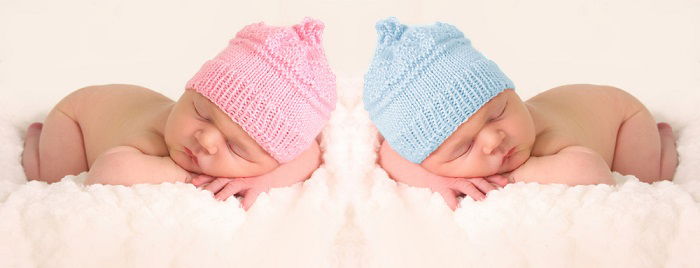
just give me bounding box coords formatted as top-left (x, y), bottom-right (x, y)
top-left (455, 155), bottom-right (497, 178)
top-left (214, 154), bottom-right (266, 178)
top-left (433, 161), bottom-right (464, 178)
top-left (212, 154), bottom-right (242, 175)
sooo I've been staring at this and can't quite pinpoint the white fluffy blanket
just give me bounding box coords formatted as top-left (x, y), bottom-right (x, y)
top-left (1, 77), bottom-right (699, 267)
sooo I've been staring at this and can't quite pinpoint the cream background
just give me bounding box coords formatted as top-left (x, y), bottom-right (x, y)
top-left (1, 0), bottom-right (699, 120)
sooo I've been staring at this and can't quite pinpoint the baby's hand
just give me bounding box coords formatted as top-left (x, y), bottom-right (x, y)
top-left (484, 173), bottom-right (513, 186)
top-left (190, 141), bottom-right (322, 210)
top-left (191, 175), bottom-right (269, 210)
top-left (378, 139), bottom-right (509, 210)
top-left (428, 175), bottom-right (508, 210)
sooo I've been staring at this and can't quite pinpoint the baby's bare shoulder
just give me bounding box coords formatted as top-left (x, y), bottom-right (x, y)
top-left (65, 84), bottom-right (174, 162)
top-left (526, 84), bottom-right (642, 162)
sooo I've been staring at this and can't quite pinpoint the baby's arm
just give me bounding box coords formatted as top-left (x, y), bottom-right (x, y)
top-left (192, 139), bottom-right (322, 210)
top-left (378, 140), bottom-right (506, 210)
top-left (508, 145), bottom-right (614, 185)
top-left (259, 139), bottom-right (322, 188)
top-left (86, 146), bottom-right (191, 185)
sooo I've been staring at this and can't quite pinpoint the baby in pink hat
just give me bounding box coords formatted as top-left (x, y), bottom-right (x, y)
top-left (21, 18), bottom-right (336, 210)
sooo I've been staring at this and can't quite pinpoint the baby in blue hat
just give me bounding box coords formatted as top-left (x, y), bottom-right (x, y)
top-left (364, 17), bottom-right (678, 210)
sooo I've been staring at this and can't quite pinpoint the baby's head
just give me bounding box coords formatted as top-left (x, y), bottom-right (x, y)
top-left (364, 17), bottom-right (535, 178)
top-left (165, 18), bottom-right (336, 178)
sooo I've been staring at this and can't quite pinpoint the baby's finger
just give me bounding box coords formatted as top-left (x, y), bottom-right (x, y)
top-left (450, 179), bottom-right (486, 201)
top-left (438, 190), bottom-right (459, 211)
top-left (467, 178), bottom-right (496, 194)
top-left (203, 178), bottom-right (232, 194)
top-left (242, 189), bottom-right (263, 210)
top-left (214, 180), bottom-right (248, 201)
top-left (485, 175), bottom-right (509, 187)
top-left (191, 174), bottom-right (215, 186)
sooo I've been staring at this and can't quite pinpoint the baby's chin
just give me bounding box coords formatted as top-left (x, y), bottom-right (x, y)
top-left (172, 157), bottom-right (198, 174)
top-left (491, 151), bottom-right (528, 175)
top-left (495, 159), bottom-right (526, 176)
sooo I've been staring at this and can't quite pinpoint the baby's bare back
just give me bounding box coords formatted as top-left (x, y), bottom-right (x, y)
top-left (523, 84), bottom-right (671, 181)
top-left (526, 85), bottom-right (634, 165)
top-left (64, 84), bottom-right (174, 167)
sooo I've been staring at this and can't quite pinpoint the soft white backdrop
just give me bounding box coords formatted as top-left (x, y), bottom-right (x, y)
top-left (1, 0), bottom-right (699, 120)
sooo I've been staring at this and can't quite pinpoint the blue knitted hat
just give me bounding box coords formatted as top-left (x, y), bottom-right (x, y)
top-left (363, 17), bottom-right (515, 164)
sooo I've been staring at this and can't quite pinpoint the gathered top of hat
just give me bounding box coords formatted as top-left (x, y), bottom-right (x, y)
top-left (187, 17), bottom-right (337, 163)
top-left (363, 17), bottom-right (514, 164)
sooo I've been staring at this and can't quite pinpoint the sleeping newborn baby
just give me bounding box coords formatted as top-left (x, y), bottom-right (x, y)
top-left (364, 17), bottom-right (678, 210)
top-left (21, 18), bottom-right (336, 209)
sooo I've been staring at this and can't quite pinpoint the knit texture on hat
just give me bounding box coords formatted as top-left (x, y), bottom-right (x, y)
top-left (186, 17), bottom-right (336, 163)
top-left (363, 17), bottom-right (514, 164)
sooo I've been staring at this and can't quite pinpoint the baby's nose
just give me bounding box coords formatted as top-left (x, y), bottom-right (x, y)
top-left (194, 129), bottom-right (219, 155)
top-left (482, 130), bottom-right (506, 155)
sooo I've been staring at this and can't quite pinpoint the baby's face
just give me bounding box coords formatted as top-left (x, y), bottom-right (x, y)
top-left (420, 89), bottom-right (535, 178)
top-left (164, 90), bottom-right (279, 177)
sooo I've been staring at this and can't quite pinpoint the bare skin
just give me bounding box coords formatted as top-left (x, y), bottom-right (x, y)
top-left (379, 85), bottom-right (678, 210)
top-left (22, 84), bottom-right (322, 209)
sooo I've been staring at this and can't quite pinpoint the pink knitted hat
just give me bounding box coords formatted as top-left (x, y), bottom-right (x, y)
top-left (186, 17), bottom-right (336, 163)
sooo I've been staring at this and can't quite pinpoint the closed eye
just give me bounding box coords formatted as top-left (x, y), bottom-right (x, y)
top-left (489, 101), bottom-right (507, 122)
top-left (193, 101), bottom-right (207, 120)
top-left (228, 142), bottom-right (238, 155)
top-left (228, 142), bottom-right (247, 160)
top-left (452, 142), bottom-right (473, 160)
top-left (495, 101), bottom-right (507, 119)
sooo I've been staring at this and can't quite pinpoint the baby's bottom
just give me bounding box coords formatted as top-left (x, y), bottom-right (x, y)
top-left (22, 103), bottom-right (88, 183)
top-left (612, 107), bottom-right (678, 183)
